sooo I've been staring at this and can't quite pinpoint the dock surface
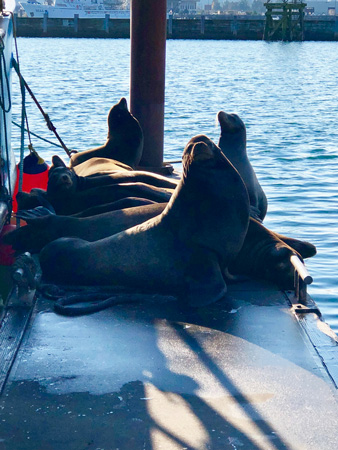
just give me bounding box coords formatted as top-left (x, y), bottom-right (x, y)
top-left (1, 280), bottom-right (338, 450)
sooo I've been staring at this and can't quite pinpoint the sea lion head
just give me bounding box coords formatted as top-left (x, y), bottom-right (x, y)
top-left (106, 98), bottom-right (144, 168)
top-left (260, 242), bottom-right (300, 290)
top-left (233, 226), bottom-right (304, 290)
top-left (47, 155), bottom-right (78, 196)
top-left (217, 111), bottom-right (246, 155)
top-left (107, 97), bottom-right (129, 133)
top-left (182, 134), bottom-right (233, 174)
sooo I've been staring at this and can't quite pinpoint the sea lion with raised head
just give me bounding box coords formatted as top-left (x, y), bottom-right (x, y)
top-left (39, 135), bottom-right (250, 307)
top-left (69, 98), bottom-right (144, 169)
top-left (218, 111), bottom-right (268, 222)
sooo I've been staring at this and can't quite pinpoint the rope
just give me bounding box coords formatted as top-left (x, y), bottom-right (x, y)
top-left (10, 16), bottom-right (27, 227)
top-left (11, 59), bottom-right (73, 158)
top-left (12, 120), bottom-right (68, 149)
top-left (37, 284), bottom-right (145, 316)
top-left (10, 17), bottom-right (73, 158)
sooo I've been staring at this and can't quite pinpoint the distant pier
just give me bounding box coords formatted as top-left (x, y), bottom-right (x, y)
top-left (15, 14), bottom-right (338, 41)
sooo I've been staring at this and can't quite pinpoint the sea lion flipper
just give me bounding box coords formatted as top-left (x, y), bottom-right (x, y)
top-left (183, 253), bottom-right (227, 308)
top-left (15, 206), bottom-right (55, 221)
top-left (276, 235), bottom-right (317, 259)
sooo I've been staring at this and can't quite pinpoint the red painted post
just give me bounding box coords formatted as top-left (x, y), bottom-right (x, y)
top-left (130, 0), bottom-right (167, 169)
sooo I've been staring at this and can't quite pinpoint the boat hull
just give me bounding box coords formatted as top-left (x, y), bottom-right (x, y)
top-left (0, 10), bottom-right (16, 231)
top-left (20, 3), bottom-right (130, 19)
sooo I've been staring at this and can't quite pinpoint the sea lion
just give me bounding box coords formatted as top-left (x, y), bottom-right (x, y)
top-left (70, 198), bottom-right (157, 218)
top-left (39, 135), bottom-right (250, 307)
top-left (48, 155), bottom-right (178, 198)
top-left (16, 180), bottom-right (173, 216)
top-left (6, 200), bottom-right (316, 278)
top-left (218, 111), bottom-right (268, 222)
top-left (69, 98), bottom-right (144, 169)
top-left (8, 204), bottom-right (165, 254)
top-left (229, 217), bottom-right (316, 290)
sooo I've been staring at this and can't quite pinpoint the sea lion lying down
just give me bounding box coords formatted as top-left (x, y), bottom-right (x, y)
top-left (7, 204), bottom-right (316, 290)
top-left (15, 155), bottom-right (177, 216)
top-left (15, 181), bottom-right (173, 216)
top-left (39, 135), bottom-right (250, 307)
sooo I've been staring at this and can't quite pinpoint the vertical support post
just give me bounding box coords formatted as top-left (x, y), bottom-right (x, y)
top-left (168, 12), bottom-right (173, 36)
top-left (231, 16), bottom-right (238, 36)
top-left (130, 0), bottom-right (167, 168)
top-left (104, 13), bottom-right (109, 34)
top-left (300, 6), bottom-right (305, 40)
top-left (43, 11), bottom-right (48, 34)
top-left (74, 14), bottom-right (79, 33)
top-left (201, 14), bottom-right (205, 35)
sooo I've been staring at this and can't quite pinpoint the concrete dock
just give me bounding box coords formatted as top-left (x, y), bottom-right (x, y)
top-left (1, 278), bottom-right (338, 449)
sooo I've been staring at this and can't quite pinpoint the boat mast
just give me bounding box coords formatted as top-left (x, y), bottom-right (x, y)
top-left (130, 0), bottom-right (167, 169)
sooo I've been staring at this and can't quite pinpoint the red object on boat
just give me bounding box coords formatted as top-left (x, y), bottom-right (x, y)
top-left (0, 224), bottom-right (16, 266)
top-left (12, 151), bottom-right (49, 213)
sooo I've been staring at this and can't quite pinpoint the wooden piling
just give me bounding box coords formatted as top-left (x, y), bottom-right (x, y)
top-left (264, 2), bottom-right (307, 41)
top-left (130, 0), bottom-right (167, 169)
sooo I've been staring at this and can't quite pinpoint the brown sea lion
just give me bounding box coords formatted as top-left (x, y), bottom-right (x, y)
top-left (47, 155), bottom-right (178, 198)
top-left (69, 98), bottom-right (144, 169)
top-left (39, 135), bottom-right (250, 307)
top-left (16, 179), bottom-right (173, 216)
top-left (218, 111), bottom-right (268, 222)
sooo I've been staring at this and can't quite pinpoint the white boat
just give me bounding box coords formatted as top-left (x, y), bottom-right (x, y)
top-left (0, 0), bottom-right (16, 233)
top-left (19, 0), bottom-right (131, 19)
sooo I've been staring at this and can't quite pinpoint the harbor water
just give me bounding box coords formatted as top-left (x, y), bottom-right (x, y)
top-left (11, 38), bottom-right (338, 332)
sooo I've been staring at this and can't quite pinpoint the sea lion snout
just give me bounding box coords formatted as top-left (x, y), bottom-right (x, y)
top-left (191, 141), bottom-right (214, 161)
top-left (117, 97), bottom-right (128, 110)
top-left (47, 167), bottom-right (77, 195)
top-left (218, 111), bottom-right (244, 133)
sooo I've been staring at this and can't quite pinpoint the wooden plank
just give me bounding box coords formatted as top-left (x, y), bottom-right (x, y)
top-left (0, 289), bottom-right (36, 394)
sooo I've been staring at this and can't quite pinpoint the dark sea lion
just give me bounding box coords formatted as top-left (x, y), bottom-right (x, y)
top-left (16, 179), bottom-right (172, 215)
top-left (48, 155), bottom-right (178, 197)
top-left (8, 204), bottom-right (165, 254)
top-left (16, 188), bottom-right (54, 212)
top-left (229, 218), bottom-right (316, 290)
top-left (6, 199), bottom-right (316, 282)
top-left (218, 111), bottom-right (268, 222)
top-left (39, 135), bottom-right (250, 307)
top-left (69, 98), bottom-right (144, 169)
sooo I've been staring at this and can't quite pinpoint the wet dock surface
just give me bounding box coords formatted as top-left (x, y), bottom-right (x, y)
top-left (1, 280), bottom-right (338, 450)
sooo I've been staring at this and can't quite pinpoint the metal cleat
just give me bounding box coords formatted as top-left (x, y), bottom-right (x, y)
top-left (9, 252), bottom-right (38, 307)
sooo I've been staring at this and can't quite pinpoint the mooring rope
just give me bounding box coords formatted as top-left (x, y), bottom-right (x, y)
top-left (11, 120), bottom-right (66, 149)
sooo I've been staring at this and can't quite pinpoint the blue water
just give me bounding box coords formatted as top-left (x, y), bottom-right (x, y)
top-left (11, 38), bottom-right (338, 332)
